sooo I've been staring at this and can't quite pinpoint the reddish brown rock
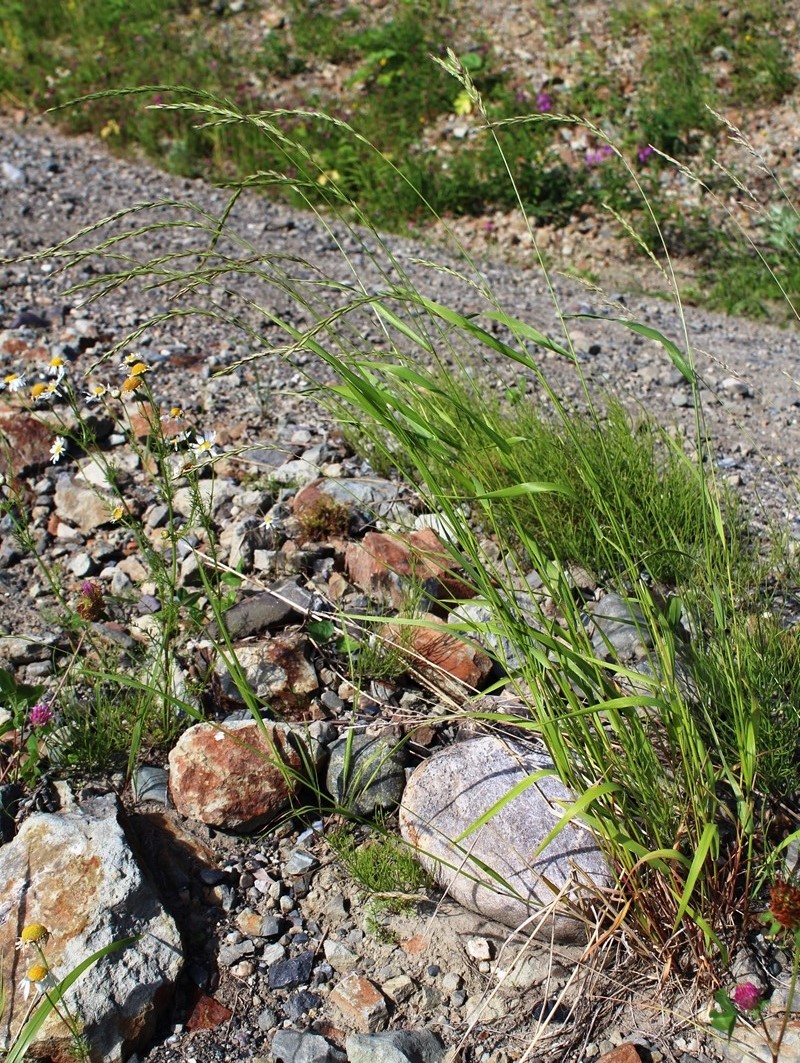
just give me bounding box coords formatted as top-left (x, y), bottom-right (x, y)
top-left (0, 406), bottom-right (56, 476)
top-left (383, 613), bottom-right (492, 690)
top-left (329, 974), bottom-right (388, 1033)
top-left (345, 529), bottom-right (472, 610)
top-left (128, 406), bottom-right (183, 443)
top-left (597, 1046), bottom-right (646, 1063)
top-left (168, 719), bottom-right (305, 830)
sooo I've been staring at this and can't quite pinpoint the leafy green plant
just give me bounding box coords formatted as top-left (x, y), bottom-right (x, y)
top-left (0, 668), bottom-right (47, 789)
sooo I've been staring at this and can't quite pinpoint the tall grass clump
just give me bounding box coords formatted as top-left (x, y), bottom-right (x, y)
top-left (22, 58), bottom-right (800, 995)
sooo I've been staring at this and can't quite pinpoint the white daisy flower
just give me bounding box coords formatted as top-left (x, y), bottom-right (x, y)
top-left (19, 962), bottom-right (55, 1002)
top-left (4, 372), bottom-right (26, 393)
top-left (50, 436), bottom-right (67, 464)
top-left (85, 383), bottom-right (108, 403)
top-left (191, 431), bottom-right (218, 459)
top-left (168, 430), bottom-right (189, 450)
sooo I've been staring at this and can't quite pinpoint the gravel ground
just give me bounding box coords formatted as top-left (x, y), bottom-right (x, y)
top-left (4, 114), bottom-right (800, 530)
top-left (2, 113), bottom-right (800, 1063)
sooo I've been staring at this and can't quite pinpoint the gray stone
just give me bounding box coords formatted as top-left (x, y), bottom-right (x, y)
top-left (294, 476), bottom-right (407, 521)
top-left (271, 458), bottom-right (320, 486)
top-left (172, 478), bottom-right (236, 517)
top-left (216, 635), bottom-right (318, 704)
top-left (133, 765), bottom-right (169, 804)
top-left (54, 473), bottom-right (113, 533)
top-left (218, 939), bottom-right (256, 966)
top-left (344, 1029), bottom-right (445, 1063)
top-left (450, 597), bottom-right (532, 673)
top-left (323, 939), bottom-right (359, 973)
top-left (227, 515), bottom-right (272, 572)
top-left (271, 1029), bottom-right (346, 1063)
top-left (205, 577), bottom-right (315, 640)
top-left (326, 732), bottom-right (407, 816)
top-left (262, 943), bottom-right (287, 965)
top-left (399, 735), bottom-right (611, 940)
top-left (257, 1007), bottom-right (278, 1032)
top-left (284, 848), bottom-right (318, 875)
top-left (0, 792), bottom-right (182, 1062)
top-left (589, 592), bottom-right (652, 662)
top-left (67, 551), bottom-right (96, 577)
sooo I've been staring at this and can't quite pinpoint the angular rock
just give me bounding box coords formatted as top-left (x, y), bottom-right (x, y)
top-left (345, 529), bottom-right (470, 611)
top-left (589, 593), bottom-right (652, 662)
top-left (399, 735), bottom-right (612, 940)
top-left (205, 577), bottom-right (315, 641)
top-left (54, 473), bottom-right (113, 533)
top-left (0, 407), bottom-right (58, 476)
top-left (384, 614), bottom-right (492, 690)
top-left (267, 950), bottom-right (315, 989)
top-left (450, 584), bottom-right (548, 674)
top-left (345, 1029), bottom-right (445, 1063)
top-left (326, 732), bottom-right (407, 816)
top-left (329, 973), bottom-right (388, 1033)
top-left (168, 719), bottom-right (306, 830)
top-left (597, 1046), bottom-right (646, 1063)
top-left (215, 633), bottom-right (318, 715)
top-left (293, 476), bottom-right (407, 522)
top-left (172, 478), bottom-right (237, 518)
top-left (0, 792), bottom-right (182, 1063)
top-left (227, 515), bottom-right (272, 572)
top-left (323, 939), bottom-right (359, 973)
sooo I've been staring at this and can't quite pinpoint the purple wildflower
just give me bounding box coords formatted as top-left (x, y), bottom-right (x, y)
top-left (732, 982), bottom-right (762, 1012)
top-left (585, 144), bottom-right (614, 167)
top-left (29, 702), bottom-right (54, 728)
top-left (637, 144), bottom-right (654, 164)
top-left (535, 91), bottom-right (553, 113)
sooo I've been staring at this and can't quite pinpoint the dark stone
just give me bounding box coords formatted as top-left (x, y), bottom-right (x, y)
top-left (0, 784), bottom-right (23, 843)
top-left (326, 732), bottom-right (407, 816)
top-left (284, 989), bottom-right (323, 1020)
top-left (205, 577), bottom-right (316, 640)
top-left (260, 915), bottom-right (285, 940)
top-left (11, 310), bottom-right (50, 329)
top-left (531, 999), bottom-right (570, 1023)
top-left (268, 949), bottom-right (314, 989)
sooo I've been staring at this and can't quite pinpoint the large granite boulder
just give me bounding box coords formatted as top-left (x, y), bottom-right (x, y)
top-left (399, 735), bottom-right (612, 941)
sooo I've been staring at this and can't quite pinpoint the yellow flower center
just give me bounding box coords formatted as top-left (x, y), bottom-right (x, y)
top-left (20, 923), bottom-right (50, 944)
top-left (121, 376), bottom-right (144, 394)
top-left (26, 964), bottom-right (49, 982)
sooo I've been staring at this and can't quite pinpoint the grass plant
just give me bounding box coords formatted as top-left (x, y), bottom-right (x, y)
top-left (327, 820), bottom-right (431, 905)
top-left (2, 34), bottom-right (800, 1057)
